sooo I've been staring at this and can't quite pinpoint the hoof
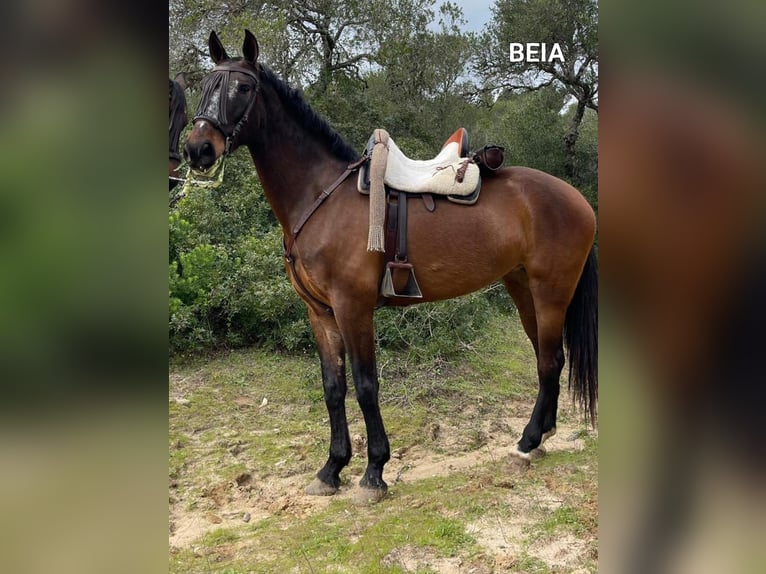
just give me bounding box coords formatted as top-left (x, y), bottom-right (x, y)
top-left (541, 427), bottom-right (557, 444)
top-left (508, 445), bottom-right (532, 471)
top-left (353, 486), bottom-right (388, 506)
top-left (508, 456), bottom-right (531, 472)
top-left (529, 446), bottom-right (547, 460)
top-left (305, 478), bottom-right (338, 496)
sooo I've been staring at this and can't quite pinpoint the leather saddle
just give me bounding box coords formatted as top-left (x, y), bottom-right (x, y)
top-left (357, 128), bottom-right (505, 301)
top-left (358, 127), bottom-right (482, 205)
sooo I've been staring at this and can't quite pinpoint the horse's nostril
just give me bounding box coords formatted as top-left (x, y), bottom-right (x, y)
top-left (183, 140), bottom-right (216, 168)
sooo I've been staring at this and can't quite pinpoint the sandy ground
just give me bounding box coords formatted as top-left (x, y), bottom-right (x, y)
top-left (170, 398), bottom-right (596, 572)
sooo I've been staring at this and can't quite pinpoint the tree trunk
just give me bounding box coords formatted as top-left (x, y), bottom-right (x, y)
top-left (563, 97), bottom-right (587, 181)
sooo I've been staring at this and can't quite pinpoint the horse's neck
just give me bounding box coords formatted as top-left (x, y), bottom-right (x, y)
top-left (246, 98), bottom-right (349, 235)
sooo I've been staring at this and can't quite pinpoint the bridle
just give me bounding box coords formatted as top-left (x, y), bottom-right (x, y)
top-left (172, 64), bottom-right (258, 203)
top-left (192, 63), bottom-right (260, 155)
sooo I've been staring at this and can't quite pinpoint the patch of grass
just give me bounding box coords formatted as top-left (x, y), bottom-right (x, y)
top-left (463, 314), bottom-right (538, 400)
top-left (376, 312), bottom-right (539, 406)
top-left (432, 517), bottom-right (475, 548)
top-left (539, 505), bottom-right (583, 536)
top-left (168, 433), bottom-right (189, 480)
top-left (512, 554), bottom-right (551, 573)
top-left (204, 527), bottom-right (239, 546)
top-left (168, 548), bottom-right (198, 573)
top-left (350, 507), bottom-right (478, 570)
top-left (219, 461), bottom-right (250, 482)
top-left (288, 515), bottom-right (354, 563)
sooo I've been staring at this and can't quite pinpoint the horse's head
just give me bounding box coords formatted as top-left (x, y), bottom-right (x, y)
top-left (184, 30), bottom-right (260, 171)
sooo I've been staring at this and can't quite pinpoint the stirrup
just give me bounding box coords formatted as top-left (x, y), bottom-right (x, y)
top-left (381, 261), bottom-right (423, 299)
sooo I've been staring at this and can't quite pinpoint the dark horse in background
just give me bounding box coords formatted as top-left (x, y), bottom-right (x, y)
top-left (184, 31), bottom-right (597, 503)
top-left (169, 72), bottom-right (188, 190)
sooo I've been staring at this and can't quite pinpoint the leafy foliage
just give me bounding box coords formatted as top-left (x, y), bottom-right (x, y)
top-left (169, 152), bottom-right (312, 354)
top-left (375, 289), bottom-right (505, 360)
top-left (168, 1), bottom-right (598, 356)
top-left (476, 0), bottom-right (598, 178)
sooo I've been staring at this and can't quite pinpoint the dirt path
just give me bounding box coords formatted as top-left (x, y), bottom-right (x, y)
top-left (170, 406), bottom-right (595, 572)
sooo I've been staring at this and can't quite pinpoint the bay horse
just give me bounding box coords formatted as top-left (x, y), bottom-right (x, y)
top-left (184, 30), bottom-right (597, 502)
top-left (169, 72), bottom-right (188, 190)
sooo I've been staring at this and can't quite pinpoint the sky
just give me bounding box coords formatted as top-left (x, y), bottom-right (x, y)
top-left (435, 0), bottom-right (495, 34)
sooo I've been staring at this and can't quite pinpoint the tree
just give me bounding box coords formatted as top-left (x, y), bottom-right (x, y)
top-left (356, 2), bottom-right (479, 150)
top-left (169, 0), bottom-right (437, 90)
top-left (477, 0), bottom-right (598, 180)
top-left (477, 87), bottom-right (569, 176)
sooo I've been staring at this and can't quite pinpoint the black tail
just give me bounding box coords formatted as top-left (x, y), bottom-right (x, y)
top-left (564, 246), bottom-right (598, 424)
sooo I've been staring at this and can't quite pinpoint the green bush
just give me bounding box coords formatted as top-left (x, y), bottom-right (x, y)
top-left (375, 285), bottom-right (512, 361)
top-left (215, 228), bottom-right (313, 350)
top-left (169, 222), bottom-right (313, 353)
top-left (169, 154), bottom-right (314, 354)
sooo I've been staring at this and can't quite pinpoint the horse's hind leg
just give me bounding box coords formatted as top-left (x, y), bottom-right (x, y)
top-left (503, 269), bottom-right (539, 358)
top-left (505, 272), bottom-right (568, 461)
top-left (305, 308), bottom-right (352, 496)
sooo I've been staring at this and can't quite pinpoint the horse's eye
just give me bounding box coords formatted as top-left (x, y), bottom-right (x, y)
top-left (238, 84), bottom-right (252, 94)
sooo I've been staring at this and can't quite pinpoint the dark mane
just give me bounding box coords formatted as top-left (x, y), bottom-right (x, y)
top-left (169, 78), bottom-right (188, 158)
top-left (259, 65), bottom-right (359, 162)
top-left (169, 78), bottom-right (187, 121)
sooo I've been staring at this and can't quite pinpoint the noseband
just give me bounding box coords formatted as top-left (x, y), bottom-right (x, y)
top-left (193, 64), bottom-right (260, 155)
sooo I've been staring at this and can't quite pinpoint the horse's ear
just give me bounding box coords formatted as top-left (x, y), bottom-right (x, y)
top-left (243, 30), bottom-right (260, 66)
top-left (209, 31), bottom-right (229, 64)
top-left (173, 72), bottom-right (188, 90)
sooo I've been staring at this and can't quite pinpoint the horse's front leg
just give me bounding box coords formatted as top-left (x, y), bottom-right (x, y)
top-left (305, 308), bottom-right (352, 496)
top-left (335, 303), bottom-right (390, 503)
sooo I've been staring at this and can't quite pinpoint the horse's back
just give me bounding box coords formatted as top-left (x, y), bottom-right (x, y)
top-left (489, 166), bottom-right (595, 224)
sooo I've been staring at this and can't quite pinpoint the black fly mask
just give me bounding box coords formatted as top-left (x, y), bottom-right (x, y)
top-left (193, 65), bottom-right (259, 154)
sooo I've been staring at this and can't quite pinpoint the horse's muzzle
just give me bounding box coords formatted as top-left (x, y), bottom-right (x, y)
top-left (184, 119), bottom-right (226, 170)
top-left (183, 140), bottom-right (218, 171)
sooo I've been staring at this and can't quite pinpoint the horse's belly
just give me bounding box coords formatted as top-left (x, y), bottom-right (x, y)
top-left (394, 203), bottom-right (524, 302)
